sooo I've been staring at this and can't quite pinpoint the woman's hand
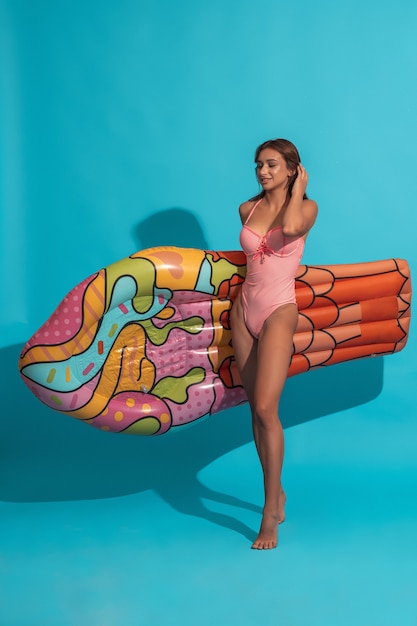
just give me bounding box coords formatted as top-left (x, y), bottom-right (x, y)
top-left (282, 163), bottom-right (317, 237)
top-left (292, 164), bottom-right (308, 197)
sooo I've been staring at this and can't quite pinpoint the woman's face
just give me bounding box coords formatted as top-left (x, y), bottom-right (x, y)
top-left (255, 148), bottom-right (294, 191)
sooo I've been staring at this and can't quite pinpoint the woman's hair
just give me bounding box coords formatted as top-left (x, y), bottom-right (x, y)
top-left (250, 138), bottom-right (307, 201)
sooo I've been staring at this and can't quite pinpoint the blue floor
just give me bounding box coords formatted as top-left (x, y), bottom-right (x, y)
top-left (1, 344), bottom-right (417, 626)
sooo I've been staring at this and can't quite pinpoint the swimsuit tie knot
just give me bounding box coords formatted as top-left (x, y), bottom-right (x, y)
top-left (253, 237), bottom-right (274, 263)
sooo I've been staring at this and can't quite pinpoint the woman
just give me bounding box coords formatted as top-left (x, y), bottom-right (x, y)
top-left (231, 139), bottom-right (318, 550)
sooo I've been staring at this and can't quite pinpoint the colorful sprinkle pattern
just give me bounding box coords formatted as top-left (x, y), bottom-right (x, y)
top-left (18, 248), bottom-right (411, 435)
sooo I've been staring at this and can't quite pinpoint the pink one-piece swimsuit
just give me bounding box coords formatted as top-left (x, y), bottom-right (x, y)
top-left (239, 199), bottom-right (304, 338)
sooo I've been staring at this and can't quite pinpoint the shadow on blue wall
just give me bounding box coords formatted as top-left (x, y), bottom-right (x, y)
top-left (3, 344), bottom-right (382, 542)
top-left (133, 207), bottom-right (209, 250)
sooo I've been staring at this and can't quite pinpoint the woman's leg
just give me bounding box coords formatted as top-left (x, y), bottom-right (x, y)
top-left (230, 290), bottom-right (257, 406)
top-left (251, 303), bottom-right (298, 550)
top-left (231, 294), bottom-right (296, 549)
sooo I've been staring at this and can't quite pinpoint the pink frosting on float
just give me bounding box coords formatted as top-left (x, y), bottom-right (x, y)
top-left (87, 391), bottom-right (172, 435)
top-left (29, 275), bottom-right (96, 347)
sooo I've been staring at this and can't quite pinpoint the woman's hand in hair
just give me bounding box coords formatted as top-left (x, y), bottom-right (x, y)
top-left (292, 164), bottom-right (309, 197)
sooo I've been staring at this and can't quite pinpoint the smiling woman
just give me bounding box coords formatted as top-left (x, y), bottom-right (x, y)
top-left (253, 139), bottom-right (309, 203)
top-left (230, 137), bottom-right (318, 549)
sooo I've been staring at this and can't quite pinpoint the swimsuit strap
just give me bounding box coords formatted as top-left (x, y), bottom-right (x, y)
top-left (244, 199), bottom-right (262, 224)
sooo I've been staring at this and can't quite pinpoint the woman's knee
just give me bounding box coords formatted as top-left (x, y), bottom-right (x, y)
top-left (253, 400), bottom-right (279, 428)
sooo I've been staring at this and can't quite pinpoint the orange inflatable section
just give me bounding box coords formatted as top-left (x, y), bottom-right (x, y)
top-left (290, 258), bottom-right (411, 375)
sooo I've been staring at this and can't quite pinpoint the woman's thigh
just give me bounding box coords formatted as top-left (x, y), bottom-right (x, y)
top-left (254, 304), bottom-right (298, 414)
top-left (230, 289), bottom-right (258, 404)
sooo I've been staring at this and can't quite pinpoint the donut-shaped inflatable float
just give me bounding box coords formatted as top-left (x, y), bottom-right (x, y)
top-left (18, 248), bottom-right (411, 436)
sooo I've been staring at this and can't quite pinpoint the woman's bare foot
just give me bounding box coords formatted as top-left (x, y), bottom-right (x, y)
top-left (251, 491), bottom-right (286, 550)
top-left (251, 510), bottom-right (279, 549)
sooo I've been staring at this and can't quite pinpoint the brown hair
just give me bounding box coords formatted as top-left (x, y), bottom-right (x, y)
top-left (250, 138), bottom-right (307, 201)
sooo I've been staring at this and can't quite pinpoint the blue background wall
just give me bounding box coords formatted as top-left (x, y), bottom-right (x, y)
top-left (1, 1), bottom-right (416, 625)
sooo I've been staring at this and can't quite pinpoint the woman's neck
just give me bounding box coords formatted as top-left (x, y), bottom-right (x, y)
top-left (263, 188), bottom-right (290, 211)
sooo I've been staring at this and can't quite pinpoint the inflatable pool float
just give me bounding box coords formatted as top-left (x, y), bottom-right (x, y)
top-left (18, 248), bottom-right (411, 435)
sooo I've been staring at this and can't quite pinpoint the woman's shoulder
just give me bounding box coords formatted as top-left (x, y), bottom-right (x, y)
top-left (239, 199), bottom-right (258, 222)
